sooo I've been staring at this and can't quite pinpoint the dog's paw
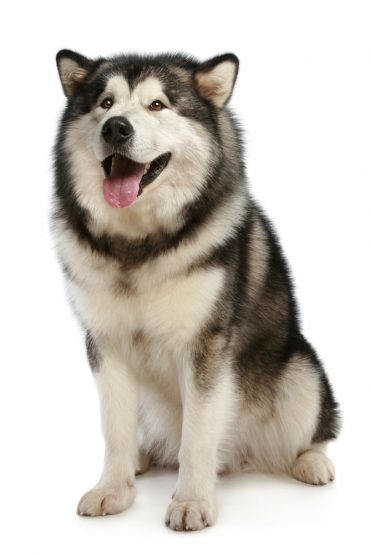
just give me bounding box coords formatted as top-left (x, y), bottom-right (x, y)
top-left (165, 498), bottom-right (217, 531)
top-left (77, 481), bottom-right (136, 516)
top-left (292, 451), bottom-right (335, 485)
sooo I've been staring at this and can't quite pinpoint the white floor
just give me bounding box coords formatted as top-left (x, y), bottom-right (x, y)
top-left (0, 382), bottom-right (365, 554)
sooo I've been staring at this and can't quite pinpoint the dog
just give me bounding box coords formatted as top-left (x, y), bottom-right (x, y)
top-left (52, 49), bottom-right (340, 531)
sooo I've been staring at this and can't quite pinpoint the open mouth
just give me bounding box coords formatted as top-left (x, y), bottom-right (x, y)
top-left (101, 152), bottom-right (171, 208)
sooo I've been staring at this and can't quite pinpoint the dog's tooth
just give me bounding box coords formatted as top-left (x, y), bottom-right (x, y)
top-left (143, 162), bottom-right (150, 175)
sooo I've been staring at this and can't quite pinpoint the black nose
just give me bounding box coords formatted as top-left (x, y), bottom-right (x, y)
top-left (102, 116), bottom-right (134, 146)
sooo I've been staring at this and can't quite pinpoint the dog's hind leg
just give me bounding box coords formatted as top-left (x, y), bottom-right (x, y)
top-left (238, 351), bottom-right (339, 483)
top-left (276, 353), bottom-right (338, 485)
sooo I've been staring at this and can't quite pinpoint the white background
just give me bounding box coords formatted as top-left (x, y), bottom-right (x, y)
top-left (1, 1), bottom-right (369, 553)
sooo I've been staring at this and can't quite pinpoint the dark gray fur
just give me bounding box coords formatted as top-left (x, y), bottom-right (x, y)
top-left (85, 331), bottom-right (101, 371)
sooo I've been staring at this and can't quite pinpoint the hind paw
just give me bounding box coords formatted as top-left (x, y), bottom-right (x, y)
top-left (292, 451), bottom-right (335, 485)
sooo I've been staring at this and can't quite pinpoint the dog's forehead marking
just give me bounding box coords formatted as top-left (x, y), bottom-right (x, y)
top-left (104, 75), bottom-right (130, 100)
top-left (103, 75), bottom-right (167, 104)
top-left (133, 77), bottom-right (166, 103)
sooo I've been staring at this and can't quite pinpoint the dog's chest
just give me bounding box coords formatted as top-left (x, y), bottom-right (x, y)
top-left (61, 231), bottom-right (224, 348)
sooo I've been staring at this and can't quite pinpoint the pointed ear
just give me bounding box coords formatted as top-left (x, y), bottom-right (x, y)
top-left (194, 53), bottom-right (239, 109)
top-left (56, 49), bottom-right (93, 97)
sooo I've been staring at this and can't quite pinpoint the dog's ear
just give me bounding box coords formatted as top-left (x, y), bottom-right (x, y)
top-left (194, 54), bottom-right (239, 109)
top-left (56, 49), bottom-right (93, 97)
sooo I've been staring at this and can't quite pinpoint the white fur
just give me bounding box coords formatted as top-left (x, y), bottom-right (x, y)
top-left (54, 221), bottom-right (226, 342)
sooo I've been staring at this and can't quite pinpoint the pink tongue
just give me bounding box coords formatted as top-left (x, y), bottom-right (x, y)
top-left (103, 176), bottom-right (140, 208)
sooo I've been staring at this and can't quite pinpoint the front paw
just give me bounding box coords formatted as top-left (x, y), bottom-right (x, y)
top-left (77, 481), bottom-right (136, 516)
top-left (165, 497), bottom-right (217, 531)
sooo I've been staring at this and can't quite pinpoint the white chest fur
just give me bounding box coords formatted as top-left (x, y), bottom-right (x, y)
top-left (56, 227), bottom-right (224, 352)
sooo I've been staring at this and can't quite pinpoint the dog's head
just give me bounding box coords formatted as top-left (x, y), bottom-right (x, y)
top-left (55, 51), bottom-right (239, 233)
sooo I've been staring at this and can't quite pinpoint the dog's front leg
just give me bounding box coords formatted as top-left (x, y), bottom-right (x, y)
top-left (78, 347), bottom-right (138, 517)
top-left (165, 357), bottom-right (233, 531)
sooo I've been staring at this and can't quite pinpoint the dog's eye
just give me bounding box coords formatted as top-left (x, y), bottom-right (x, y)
top-left (149, 100), bottom-right (166, 111)
top-left (100, 97), bottom-right (114, 110)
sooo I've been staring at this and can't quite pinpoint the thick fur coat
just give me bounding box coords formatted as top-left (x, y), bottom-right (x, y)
top-left (53, 50), bottom-right (340, 531)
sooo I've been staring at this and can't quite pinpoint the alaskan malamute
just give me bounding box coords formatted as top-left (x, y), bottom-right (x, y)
top-left (53, 50), bottom-right (340, 531)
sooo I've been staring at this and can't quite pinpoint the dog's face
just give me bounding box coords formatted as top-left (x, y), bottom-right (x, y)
top-left (56, 51), bottom-right (239, 231)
